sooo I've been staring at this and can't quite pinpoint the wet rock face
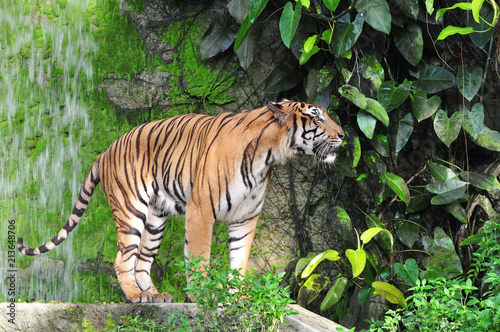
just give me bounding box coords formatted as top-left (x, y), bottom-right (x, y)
top-left (98, 70), bottom-right (173, 115)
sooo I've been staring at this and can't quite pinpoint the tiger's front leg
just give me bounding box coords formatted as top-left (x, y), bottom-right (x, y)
top-left (228, 215), bottom-right (259, 274)
top-left (184, 200), bottom-right (216, 292)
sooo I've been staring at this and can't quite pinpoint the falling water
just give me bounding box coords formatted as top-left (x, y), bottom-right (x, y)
top-left (0, 0), bottom-right (96, 302)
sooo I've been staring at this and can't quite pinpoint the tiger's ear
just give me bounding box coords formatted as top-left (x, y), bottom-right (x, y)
top-left (267, 101), bottom-right (289, 124)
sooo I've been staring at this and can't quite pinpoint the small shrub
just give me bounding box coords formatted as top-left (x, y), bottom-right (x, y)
top-left (182, 256), bottom-right (296, 331)
top-left (363, 218), bottom-right (500, 332)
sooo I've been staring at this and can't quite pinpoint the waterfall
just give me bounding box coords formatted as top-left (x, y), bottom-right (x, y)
top-left (0, 0), bottom-right (97, 302)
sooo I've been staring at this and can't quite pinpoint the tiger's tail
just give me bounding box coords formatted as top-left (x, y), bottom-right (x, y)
top-left (17, 158), bottom-right (101, 255)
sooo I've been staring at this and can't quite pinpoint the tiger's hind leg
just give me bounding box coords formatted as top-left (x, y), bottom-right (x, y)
top-left (134, 199), bottom-right (173, 303)
top-left (113, 215), bottom-right (154, 303)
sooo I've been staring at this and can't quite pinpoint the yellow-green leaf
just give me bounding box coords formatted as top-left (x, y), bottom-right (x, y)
top-left (360, 227), bottom-right (394, 247)
top-left (372, 281), bottom-right (407, 306)
top-left (471, 0), bottom-right (486, 23)
top-left (436, 26), bottom-right (474, 41)
top-left (346, 248), bottom-right (366, 278)
top-left (435, 2), bottom-right (473, 21)
top-left (304, 35), bottom-right (318, 53)
top-left (301, 250), bottom-right (340, 278)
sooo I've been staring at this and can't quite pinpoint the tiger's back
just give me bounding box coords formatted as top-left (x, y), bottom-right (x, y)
top-left (18, 101), bottom-right (344, 303)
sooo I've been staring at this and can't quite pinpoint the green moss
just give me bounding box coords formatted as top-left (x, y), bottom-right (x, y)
top-left (161, 16), bottom-right (237, 109)
top-left (90, 0), bottom-right (150, 82)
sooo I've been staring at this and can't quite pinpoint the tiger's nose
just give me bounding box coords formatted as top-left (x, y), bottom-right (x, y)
top-left (338, 132), bottom-right (345, 140)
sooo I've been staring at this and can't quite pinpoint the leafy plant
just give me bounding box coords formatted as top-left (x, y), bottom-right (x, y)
top-left (182, 255), bottom-right (295, 331)
top-left (295, 227), bottom-right (407, 311)
top-left (363, 218), bottom-right (500, 332)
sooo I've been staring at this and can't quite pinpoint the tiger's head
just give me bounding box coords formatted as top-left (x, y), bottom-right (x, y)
top-left (268, 100), bottom-right (344, 164)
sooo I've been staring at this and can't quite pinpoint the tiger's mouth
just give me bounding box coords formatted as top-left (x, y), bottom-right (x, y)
top-left (313, 139), bottom-right (342, 164)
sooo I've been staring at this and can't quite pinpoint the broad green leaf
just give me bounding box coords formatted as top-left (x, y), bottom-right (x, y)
top-left (279, 2), bottom-right (302, 48)
top-left (391, 0), bottom-right (419, 20)
top-left (235, 23), bottom-right (263, 69)
top-left (394, 258), bottom-right (418, 286)
top-left (360, 227), bottom-right (394, 247)
top-left (388, 112), bottom-right (414, 153)
top-left (423, 246), bottom-right (463, 275)
top-left (364, 214), bottom-right (392, 251)
top-left (456, 66), bottom-right (483, 101)
top-left (346, 249), bottom-right (366, 278)
top-left (323, 0), bottom-right (341, 12)
top-left (406, 194), bottom-right (431, 213)
top-left (470, 125), bottom-right (500, 152)
top-left (264, 59), bottom-right (304, 93)
top-left (365, 98), bottom-right (389, 127)
top-left (320, 276), bottom-right (348, 311)
top-left (463, 103), bottom-right (484, 139)
top-left (434, 227), bottom-right (455, 251)
top-left (469, 11), bottom-right (494, 49)
top-left (343, 126), bottom-right (361, 168)
top-left (411, 89), bottom-right (441, 122)
top-left (385, 172), bottom-right (410, 205)
top-left (305, 65), bottom-right (335, 101)
top-left (200, 19), bottom-right (238, 59)
top-left (331, 13), bottom-right (364, 57)
top-left (359, 54), bottom-right (385, 91)
top-left (357, 111), bottom-right (377, 139)
top-left (429, 176), bottom-right (464, 193)
top-left (436, 25), bottom-right (475, 41)
top-left (393, 21), bottom-right (423, 66)
top-left (372, 281), bottom-right (407, 306)
top-left (303, 35), bottom-right (317, 53)
top-left (461, 233), bottom-right (484, 245)
top-left (427, 161), bottom-right (459, 182)
top-left (248, 0), bottom-right (269, 23)
top-left (358, 285), bottom-right (374, 306)
top-left (444, 201), bottom-right (468, 223)
top-left (435, 2), bottom-right (473, 21)
top-left (355, 0), bottom-right (391, 34)
top-left (471, 0), bottom-right (486, 23)
top-left (339, 85), bottom-right (368, 109)
top-left (331, 206), bottom-right (353, 231)
top-left (320, 29), bottom-right (333, 43)
top-left (370, 134), bottom-right (389, 157)
top-left (299, 0), bottom-right (310, 8)
top-left (302, 250), bottom-right (341, 278)
top-left (299, 45), bottom-right (320, 65)
top-left (297, 274), bottom-right (329, 307)
top-left (365, 213), bottom-right (383, 229)
top-left (461, 171), bottom-right (500, 191)
top-left (234, 16), bottom-right (252, 51)
top-left (360, 151), bottom-right (387, 201)
top-left (426, 179), bottom-right (468, 205)
top-left (377, 80), bottom-right (410, 111)
top-left (433, 110), bottom-right (462, 147)
top-left (308, 197), bottom-right (328, 216)
top-left (410, 64), bottom-right (455, 94)
top-left (425, 0), bottom-right (434, 14)
top-left (295, 252), bottom-right (318, 281)
top-left (394, 219), bottom-right (419, 248)
top-left (227, 0), bottom-right (250, 24)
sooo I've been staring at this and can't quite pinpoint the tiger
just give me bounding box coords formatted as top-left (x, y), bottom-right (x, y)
top-left (18, 100), bottom-right (344, 303)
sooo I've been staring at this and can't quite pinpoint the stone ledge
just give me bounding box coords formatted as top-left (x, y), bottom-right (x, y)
top-left (1, 303), bottom-right (348, 332)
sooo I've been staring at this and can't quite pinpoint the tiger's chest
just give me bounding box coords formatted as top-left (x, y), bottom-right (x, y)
top-left (219, 170), bottom-right (271, 222)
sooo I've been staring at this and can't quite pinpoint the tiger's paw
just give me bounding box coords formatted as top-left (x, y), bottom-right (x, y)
top-left (153, 292), bottom-right (174, 303)
top-left (128, 291), bottom-right (155, 303)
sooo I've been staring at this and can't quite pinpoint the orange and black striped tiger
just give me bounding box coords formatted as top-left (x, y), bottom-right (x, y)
top-left (18, 100), bottom-right (344, 303)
